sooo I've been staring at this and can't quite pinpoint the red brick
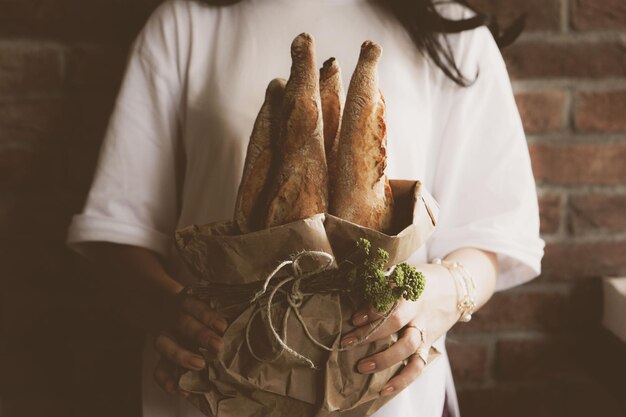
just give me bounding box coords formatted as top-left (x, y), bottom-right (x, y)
top-left (495, 337), bottom-right (585, 380)
top-left (0, 95), bottom-right (116, 143)
top-left (446, 340), bottom-right (488, 383)
top-left (568, 194), bottom-right (626, 234)
top-left (575, 91), bottom-right (626, 133)
top-left (0, 98), bottom-right (68, 142)
top-left (539, 194), bottom-right (561, 234)
top-left (467, 0), bottom-right (562, 31)
top-left (450, 289), bottom-right (568, 332)
top-left (530, 143), bottom-right (626, 185)
top-left (64, 44), bottom-right (127, 91)
top-left (515, 91), bottom-right (565, 134)
top-left (541, 241), bottom-right (626, 279)
top-left (504, 43), bottom-right (626, 79)
top-left (450, 280), bottom-right (602, 332)
top-left (0, 145), bottom-right (63, 190)
top-left (67, 94), bottom-right (117, 143)
top-left (0, 44), bottom-right (62, 94)
top-left (0, 0), bottom-right (160, 42)
top-left (0, 193), bottom-right (83, 241)
top-left (572, 0), bottom-right (626, 30)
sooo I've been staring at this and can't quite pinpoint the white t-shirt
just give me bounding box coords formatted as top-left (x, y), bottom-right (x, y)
top-left (66, 0), bottom-right (545, 416)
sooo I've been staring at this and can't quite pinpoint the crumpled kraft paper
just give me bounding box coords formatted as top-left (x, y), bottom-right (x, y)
top-left (174, 180), bottom-right (441, 417)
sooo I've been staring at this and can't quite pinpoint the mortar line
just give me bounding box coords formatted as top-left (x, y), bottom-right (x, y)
top-left (561, 0), bottom-right (570, 33)
top-left (558, 188), bottom-right (570, 239)
top-left (517, 30), bottom-right (625, 43)
top-left (527, 133), bottom-right (626, 144)
top-left (512, 79), bottom-right (626, 91)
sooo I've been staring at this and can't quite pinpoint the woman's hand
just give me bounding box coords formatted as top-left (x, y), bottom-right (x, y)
top-left (153, 294), bottom-right (228, 397)
top-left (340, 249), bottom-right (497, 396)
top-left (340, 263), bottom-right (459, 396)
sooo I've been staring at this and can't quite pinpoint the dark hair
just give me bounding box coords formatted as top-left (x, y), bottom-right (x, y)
top-left (195, 0), bottom-right (525, 87)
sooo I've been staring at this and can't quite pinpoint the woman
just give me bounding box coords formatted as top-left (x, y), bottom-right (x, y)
top-left (66, 0), bottom-right (544, 416)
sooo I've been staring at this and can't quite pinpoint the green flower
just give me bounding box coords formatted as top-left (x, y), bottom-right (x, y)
top-left (350, 239), bottom-right (426, 312)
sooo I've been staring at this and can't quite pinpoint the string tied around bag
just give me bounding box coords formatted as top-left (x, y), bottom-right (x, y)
top-left (245, 250), bottom-right (398, 370)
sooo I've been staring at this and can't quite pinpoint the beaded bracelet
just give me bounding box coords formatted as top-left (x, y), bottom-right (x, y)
top-left (432, 258), bottom-right (477, 322)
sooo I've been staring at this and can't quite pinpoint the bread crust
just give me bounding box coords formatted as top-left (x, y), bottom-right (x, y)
top-left (234, 78), bottom-right (286, 232)
top-left (265, 33), bottom-right (328, 227)
top-left (320, 57), bottom-right (345, 194)
top-left (329, 40), bottom-right (394, 232)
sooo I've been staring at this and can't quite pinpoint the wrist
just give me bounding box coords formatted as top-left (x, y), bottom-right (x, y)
top-left (413, 263), bottom-right (463, 329)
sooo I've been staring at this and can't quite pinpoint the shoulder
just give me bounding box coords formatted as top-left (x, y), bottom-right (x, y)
top-left (132, 1), bottom-right (222, 62)
top-left (130, 0), bottom-right (221, 80)
top-left (132, 1), bottom-right (190, 58)
top-left (433, 1), bottom-right (504, 79)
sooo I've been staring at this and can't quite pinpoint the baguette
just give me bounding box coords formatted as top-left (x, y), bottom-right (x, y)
top-left (320, 57), bottom-right (345, 190)
top-left (329, 40), bottom-right (394, 232)
top-left (234, 78), bottom-right (286, 233)
top-left (265, 33), bottom-right (328, 228)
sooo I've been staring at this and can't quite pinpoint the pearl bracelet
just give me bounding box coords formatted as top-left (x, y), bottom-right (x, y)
top-left (432, 258), bottom-right (477, 322)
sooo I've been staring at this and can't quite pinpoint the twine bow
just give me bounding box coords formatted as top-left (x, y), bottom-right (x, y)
top-left (245, 250), bottom-right (397, 370)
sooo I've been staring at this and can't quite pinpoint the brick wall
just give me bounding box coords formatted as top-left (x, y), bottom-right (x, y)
top-left (0, 2), bottom-right (161, 416)
top-left (450, 1), bottom-right (626, 416)
top-left (0, 1), bottom-right (625, 417)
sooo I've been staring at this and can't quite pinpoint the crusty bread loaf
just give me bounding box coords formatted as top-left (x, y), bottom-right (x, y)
top-left (265, 33), bottom-right (328, 228)
top-left (329, 40), bottom-right (394, 232)
top-left (234, 78), bottom-right (286, 233)
top-left (320, 57), bottom-right (345, 190)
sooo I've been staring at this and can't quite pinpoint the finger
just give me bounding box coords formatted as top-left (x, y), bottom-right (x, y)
top-left (154, 333), bottom-right (206, 371)
top-left (154, 357), bottom-right (190, 399)
top-left (177, 313), bottom-right (225, 354)
top-left (182, 297), bottom-right (228, 335)
top-left (355, 326), bottom-right (422, 374)
top-left (380, 353), bottom-right (426, 396)
top-left (341, 317), bottom-right (395, 346)
top-left (341, 306), bottom-right (406, 347)
top-left (153, 358), bottom-right (178, 394)
top-left (351, 304), bottom-right (387, 326)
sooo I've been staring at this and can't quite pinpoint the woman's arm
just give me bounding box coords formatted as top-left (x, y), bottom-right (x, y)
top-left (80, 242), bottom-right (227, 395)
top-left (81, 242), bottom-right (183, 333)
top-left (340, 247), bottom-right (497, 395)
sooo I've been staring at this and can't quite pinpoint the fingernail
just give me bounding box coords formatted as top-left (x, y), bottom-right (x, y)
top-left (352, 314), bottom-right (369, 326)
top-left (341, 336), bottom-right (357, 348)
top-left (381, 385), bottom-right (395, 396)
top-left (358, 361), bottom-right (376, 373)
top-left (190, 356), bottom-right (206, 370)
top-left (217, 320), bottom-right (228, 333)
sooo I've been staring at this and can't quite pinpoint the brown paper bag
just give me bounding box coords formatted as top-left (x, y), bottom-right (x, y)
top-left (174, 180), bottom-right (440, 417)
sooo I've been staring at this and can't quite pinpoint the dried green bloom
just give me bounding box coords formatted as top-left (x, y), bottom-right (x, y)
top-left (350, 239), bottom-right (426, 312)
top-left (391, 263), bottom-right (426, 302)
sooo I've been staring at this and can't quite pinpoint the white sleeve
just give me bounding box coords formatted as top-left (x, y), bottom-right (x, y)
top-left (66, 3), bottom-right (184, 259)
top-left (427, 26), bottom-right (545, 291)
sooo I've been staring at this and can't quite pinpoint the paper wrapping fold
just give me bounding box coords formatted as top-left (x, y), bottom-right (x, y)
top-left (174, 180), bottom-right (440, 417)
